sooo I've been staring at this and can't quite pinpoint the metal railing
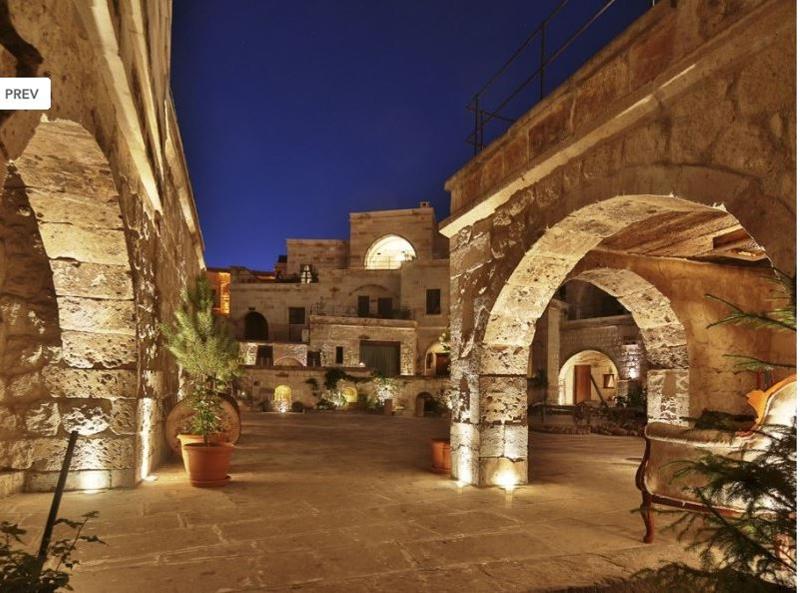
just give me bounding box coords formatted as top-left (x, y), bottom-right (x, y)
top-left (466, 0), bottom-right (659, 154)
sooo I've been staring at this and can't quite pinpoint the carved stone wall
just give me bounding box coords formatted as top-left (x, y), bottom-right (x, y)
top-left (0, 2), bottom-right (204, 493)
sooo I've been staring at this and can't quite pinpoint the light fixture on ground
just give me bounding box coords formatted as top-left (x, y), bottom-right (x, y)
top-left (496, 470), bottom-right (517, 493)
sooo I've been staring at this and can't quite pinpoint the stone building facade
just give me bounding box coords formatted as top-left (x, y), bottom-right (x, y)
top-left (0, 2), bottom-right (203, 494)
top-left (209, 203), bottom-right (451, 414)
top-left (443, 0), bottom-right (796, 487)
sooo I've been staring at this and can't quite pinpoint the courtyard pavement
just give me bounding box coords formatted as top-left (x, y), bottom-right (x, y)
top-left (3, 412), bottom-right (696, 592)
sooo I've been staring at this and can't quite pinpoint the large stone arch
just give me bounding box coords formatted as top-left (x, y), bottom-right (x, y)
top-left (451, 193), bottom-right (771, 488)
top-left (0, 118), bottom-right (139, 491)
top-left (0, 0), bottom-right (206, 497)
top-left (444, 0), bottom-right (794, 492)
top-left (567, 267), bottom-right (689, 423)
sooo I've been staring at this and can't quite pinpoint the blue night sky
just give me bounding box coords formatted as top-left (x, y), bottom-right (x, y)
top-left (172, 1), bottom-right (652, 270)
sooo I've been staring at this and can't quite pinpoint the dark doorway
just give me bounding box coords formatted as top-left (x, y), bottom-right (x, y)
top-left (244, 311), bottom-right (269, 340)
top-left (256, 345), bottom-right (273, 367)
top-left (357, 295), bottom-right (370, 317)
top-left (434, 353), bottom-right (450, 377)
top-left (377, 297), bottom-right (393, 318)
top-left (360, 341), bottom-right (400, 376)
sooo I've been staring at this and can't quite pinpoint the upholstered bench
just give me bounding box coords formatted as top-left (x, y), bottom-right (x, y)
top-left (635, 376), bottom-right (796, 543)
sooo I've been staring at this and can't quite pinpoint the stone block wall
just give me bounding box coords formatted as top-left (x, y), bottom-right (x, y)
top-left (309, 315), bottom-right (417, 374)
top-left (285, 239), bottom-right (348, 276)
top-left (0, 1), bottom-right (204, 492)
top-left (349, 206), bottom-right (439, 267)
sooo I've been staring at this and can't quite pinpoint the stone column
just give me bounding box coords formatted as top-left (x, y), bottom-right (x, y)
top-left (544, 300), bottom-right (567, 404)
top-left (473, 343), bottom-right (529, 487)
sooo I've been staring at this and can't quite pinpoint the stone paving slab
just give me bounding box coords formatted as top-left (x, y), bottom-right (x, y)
top-left (1, 412), bottom-right (698, 592)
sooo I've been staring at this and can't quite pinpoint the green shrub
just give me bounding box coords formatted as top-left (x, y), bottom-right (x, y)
top-left (1, 513), bottom-right (103, 593)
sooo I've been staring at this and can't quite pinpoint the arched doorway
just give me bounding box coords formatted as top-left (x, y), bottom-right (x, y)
top-left (424, 341), bottom-right (450, 377)
top-left (342, 386), bottom-right (358, 405)
top-left (364, 235), bottom-right (416, 269)
top-left (274, 385), bottom-right (292, 413)
top-left (244, 311), bottom-right (269, 340)
top-left (558, 350), bottom-right (619, 406)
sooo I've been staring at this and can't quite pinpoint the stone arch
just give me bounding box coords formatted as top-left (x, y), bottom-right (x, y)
top-left (482, 195), bottom-right (737, 352)
top-left (273, 356), bottom-right (304, 367)
top-left (364, 234), bottom-right (417, 270)
top-left (1, 118), bottom-right (139, 490)
top-left (244, 310), bottom-right (269, 341)
top-left (557, 349), bottom-right (619, 406)
top-left (567, 268), bottom-right (688, 372)
top-left (455, 194), bottom-right (766, 487)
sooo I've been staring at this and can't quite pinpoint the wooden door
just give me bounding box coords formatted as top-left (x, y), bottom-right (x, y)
top-left (435, 353), bottom-right (450, 376)
top-left (573, 365), bottom-right (592, 404)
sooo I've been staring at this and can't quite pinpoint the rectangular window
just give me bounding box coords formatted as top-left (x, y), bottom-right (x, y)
top-left (377, 297), bottom-right (393, 318)
top-left (288, 306), bottom-right (305, 325)
top-left (307, 351), bottom-right (321, 367)
top-left (357, 295), bottom-right (370, 317)
top-left (256, 345), bottom-right (273, 368)
top-left (360, 341), bottom-right (400, 377)
top-left (426, 288), bottom-right (441, 315)
top-left (335, 346), bottom-right (344, 365)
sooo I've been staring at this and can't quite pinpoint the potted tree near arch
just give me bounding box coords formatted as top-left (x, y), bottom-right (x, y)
top-left (163, 275), bottom-right (241, 487)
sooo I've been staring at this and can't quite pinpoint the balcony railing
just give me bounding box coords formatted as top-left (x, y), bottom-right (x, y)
top-left (466, 0), bottom-right (658, 154)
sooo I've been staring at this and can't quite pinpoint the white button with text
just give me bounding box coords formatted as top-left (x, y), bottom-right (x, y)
top-left (0, 78), bottom-right (51, 110)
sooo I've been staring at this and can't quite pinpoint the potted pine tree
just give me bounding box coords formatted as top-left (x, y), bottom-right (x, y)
top-left (163, 275), bottom-right (241, 487)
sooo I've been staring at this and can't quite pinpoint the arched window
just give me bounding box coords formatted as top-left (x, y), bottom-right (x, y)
top-left (364, 235), bottom-right (416, 270)
top-left (244, 311), bottom-right (269, 340)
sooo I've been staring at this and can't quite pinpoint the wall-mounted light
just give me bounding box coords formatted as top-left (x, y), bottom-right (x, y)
top-left (603, 369), bottom-right (616, 389)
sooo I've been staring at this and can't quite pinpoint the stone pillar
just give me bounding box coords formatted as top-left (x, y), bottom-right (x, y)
top-left (477, 372), bottom-right (528, 487)
top-left (544, 300), bottom-right (567, 404)
top-left (646, 369), bottom-right (690, 425)
top-left (450, 339), bottom-right (530, 487)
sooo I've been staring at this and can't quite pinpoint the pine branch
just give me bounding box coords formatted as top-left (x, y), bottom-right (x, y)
top-left (723, 354), bottom-right (796, 373)
top-left (705, 294), bottom-right (796, 333)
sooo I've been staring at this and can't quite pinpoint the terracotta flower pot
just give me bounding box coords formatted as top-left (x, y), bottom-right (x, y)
top-left (177, 433), bottom-right (227, 473)
top-left (431, 438), bottom-right (451, 474)
top-left (183, 442), bottom-right (234, 487)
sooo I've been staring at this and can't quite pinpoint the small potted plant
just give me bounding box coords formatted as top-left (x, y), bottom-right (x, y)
top-left (163, 276), bottom-right (241, 487)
